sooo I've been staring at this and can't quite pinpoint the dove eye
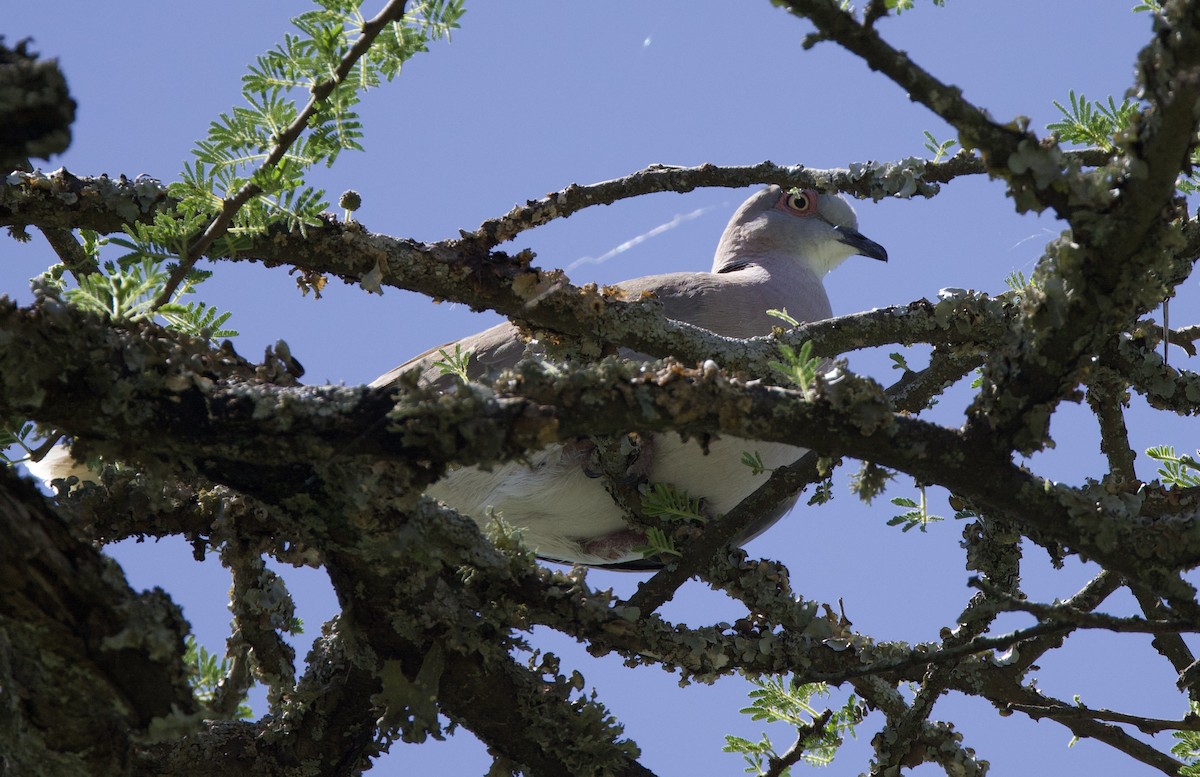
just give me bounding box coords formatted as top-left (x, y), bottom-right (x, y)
top-left (778, 189), bottom-right (818, 216)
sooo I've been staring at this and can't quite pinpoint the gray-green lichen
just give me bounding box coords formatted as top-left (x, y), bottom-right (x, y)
top-left (4, 167), bottom-right (168, 223)
top-left (848, 157), bottom-right (943, 200)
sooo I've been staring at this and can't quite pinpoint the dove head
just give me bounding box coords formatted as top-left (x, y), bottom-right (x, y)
top-left (712, 185), bottom-right (887, 276)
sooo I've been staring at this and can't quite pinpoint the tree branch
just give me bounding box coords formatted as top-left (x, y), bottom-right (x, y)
top-left (969, 657), bottom-right (1184, 774)
top-left (37, 225), bottom-right (96, 277)
top-left (962, 10), bottom-right (1200, 453)
top-left (1087, 372), bottom-right (1139, 481)
top-left (1005, 701), bottom-right (1200, 735)
top-left (0, 470), bottom-right (198, 776)
top-left (1130, 584), bottom-right (1200, 705)
top-left (320, 499), bottom-right (656, 776)
top-left (6, 296), bottom-right (1200, 590)
top-left (459, 153), bottom-right (1035, 249)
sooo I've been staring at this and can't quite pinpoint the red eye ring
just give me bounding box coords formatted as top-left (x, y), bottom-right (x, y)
top-left (776, 188), bottom-right (818, 216)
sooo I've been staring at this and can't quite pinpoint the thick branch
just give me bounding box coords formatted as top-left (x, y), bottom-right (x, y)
top-left (0, 470), bottom-right (198, 776)
top-left (133, 633), bottom-right (382, 776)
top-left (6, 298), bottom-right (1200, 588)
top-left (320, 499), bottom-right (654, 776)
top-left (962, 10), bottom-right (1200, 452)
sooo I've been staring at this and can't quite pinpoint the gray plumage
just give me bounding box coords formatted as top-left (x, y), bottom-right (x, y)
top-left (373, 186), bottom-right (887, 568)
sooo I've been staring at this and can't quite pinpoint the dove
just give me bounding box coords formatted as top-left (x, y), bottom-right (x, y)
top-left (372, 185), bottom-right (887, 568)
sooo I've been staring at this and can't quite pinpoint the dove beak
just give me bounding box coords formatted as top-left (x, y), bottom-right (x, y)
top-left (834, 226), bottom-right (888, 262)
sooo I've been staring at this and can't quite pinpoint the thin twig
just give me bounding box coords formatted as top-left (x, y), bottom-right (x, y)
top-left (994, 571), bottom-right (1124, 673)
top-left (626, 450), bottom-right (821, 613)
top-left (886, 347), bottom-right (985, 413)
top-left (1129, 584), bottom-right (1200, 704)
top-left (1135, 317), bottom-right (1200, 357)
top-left (209, 649), bottom-right (252, 720)
top-left (222, 537), bottom-right (297, 707)
top-left (1005, 701), bottom-right (1200, 735)
top-left (765, 709), bottom-right (834, 777)
top-left (799, 622), bottom-right (1074, 685)
top-left (851, 675), bottom-right (987, 776)
top-left (869, 508), bottom-right (1023, 770)
top-left (457, 150), bottom-right (1106, 250)
top-left (1164, 298), bottom-right (1171, 367)
top-left (987, 681), bottom-right (1183, 775)
top-left (967, 576), bottom-right (1200, 634)
top-left (802, 573), bottom-right (1122, 685)
top-left (38, 226), bottom-right (97, 279)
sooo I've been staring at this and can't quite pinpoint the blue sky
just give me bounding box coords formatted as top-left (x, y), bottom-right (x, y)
top-left (6, 2), bottom-right (1198, 775)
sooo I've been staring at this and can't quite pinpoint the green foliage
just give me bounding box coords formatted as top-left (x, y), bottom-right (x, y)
top-left (766, 308), bottom-right (801, 328)
top-left (110, 205), bottom-right (254, 283)
top-left (741, 450), bottom-right (769, 476)
top-left (888, 483), bottom-right (944, 532)
top-left (79, 227), bottom-right (105, 262)
top-left (178, 0), bottom-right (462, 234)
top-left (922, 130), bottom-right (957, 162)
top-left (770, 340), bottom-right (820, 392)
top-left (886, 0), bottom-right (946, 12)
top-left (54, 257), bottom-right (237, 340)
top-left (0, 421), bottom-right (37, 465)
top-left (637, 526), bottom-right (682, 559)
top-left (641, 482), bottom-right (709, 523)
top-left (66, 259), bottom-right (167, 321)
top-left (1003, 269), bottom-right (1039, 293)
top-left (1133, 0), bottom-right (1163, 12)
top-left (766, 309), bottom-right (821, 390)
top-left (1047, 90), bottom-right (1138, 151)
top-left (1172, 703), bottom-right (1200, 775)
top-left (725, 732), bottom-right (786, 774)
top-left (849, 461), bottom-right (894, 504)
top-left (723, 675), bottom-right (863, 773)
top-left (184, 636), bottom-right (253, 720)
top-left (1146, 446), bottom-right (1200, 488)
top-left (636, 483), bottom-right (709, 559)
top-left (806, 478), bottom-right (835, 507)
top-left (888, 352), bottom-right (910, 372)
top-left (432, 344), bottom-right (474, 384)
top-left (43, 2), bottom-right (466, 348)
top-left (19, 227), bottom-right (235, 473)
top-left (160, 300), bottom-right (238, 340)
top-left (1179, 151), bottom-right (1200, 194)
